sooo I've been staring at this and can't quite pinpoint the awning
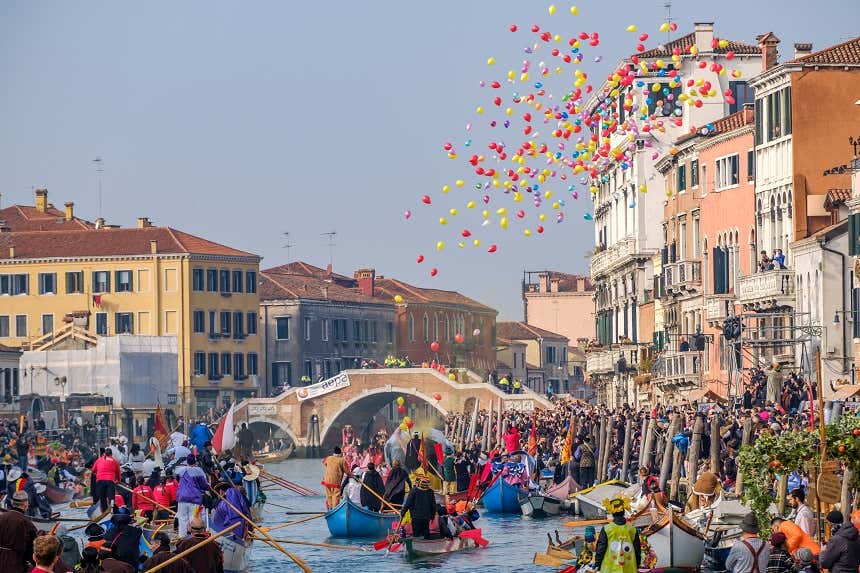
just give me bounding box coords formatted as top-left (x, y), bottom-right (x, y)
top-left (832, 384), bottom-right (860, 402)
top-left (685, 387), bottom-right (727, 403)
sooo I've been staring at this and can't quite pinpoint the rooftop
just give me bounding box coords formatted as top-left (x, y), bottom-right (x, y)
top-left (791, 36), bottom-right (860, 65)
top-left (824, 189), bottom-right (853, 211)
top-left (0, 190), bottom-right (94, 232)
top-left (497, 321), bottom-right (568, 341)
top-left (260, 270), bottom-right (387, 305)
top-left (636, 31), bottom-right (760, 59)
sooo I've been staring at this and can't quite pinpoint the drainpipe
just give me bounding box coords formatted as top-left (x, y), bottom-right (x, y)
top-left (821, 239), bottom-right (849, 378)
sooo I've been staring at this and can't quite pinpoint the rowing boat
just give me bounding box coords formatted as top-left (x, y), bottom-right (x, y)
top-left (433, 490), bottom-right (470, 505)
top-left (403, 532), bottom-right (482, 561)
top-left (571, 480), bottom-right (632, 519)
top-left (254, 443), bottom-right (295, 464)
top-left (324, 497), bottom-right (399, 538)
top-left (481, 478), bottom-right (525, 514)
top-left (545, 476), bottom-right (578, 499)
top-left (631, 502), bottom-right (706, 568)
top-left (520, 493), bottom-right (562, 518)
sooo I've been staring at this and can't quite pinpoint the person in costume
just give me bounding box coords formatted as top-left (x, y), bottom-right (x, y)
top-left (595, 495), bottom-right (640, 573)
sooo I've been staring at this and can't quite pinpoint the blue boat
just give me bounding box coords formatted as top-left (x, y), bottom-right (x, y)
top-left (324, 497), bottom-right (399, 538)
top-left (481, 478), bottom-right (525, 514)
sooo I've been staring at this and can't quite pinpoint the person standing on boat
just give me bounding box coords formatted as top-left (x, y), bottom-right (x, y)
top-left (92, 447), bottom-right (121, 513)
top-left (212, 482), bottom-right (250, 573)
top-left (726, 513), bottom-right (769, 573)
top-left (401, 476), bottom-right (437, 540)
top-left (594, 495), bottom-right (640, 573)
top-left (360, 462), bottom-right (385, 512)
top-left (405, 433), bottom-right (422, 472)
top-left (0, 490), bottom-right (37, 573)
top-left (384, 459), bottom-right (411, 506)
top-left (175, 454), bottom-right (210, 536)
top-left (321, 446), bottom-right (349, 509)
top-left (787, 488), bottom-right (816, 538)
top-left (576, 436), bottom-right (596, 489)
top-left (442, 447), bottom-right (456, 495)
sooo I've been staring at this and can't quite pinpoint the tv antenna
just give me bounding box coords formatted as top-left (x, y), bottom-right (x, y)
top-left (281, 232), bottom-right (294, 260)
top-left (661, 1), bottom-right (674, 41)
top-left (92, 157), bottom-right (104, 217)
top-left (321, 230), bottom-right (337, 267)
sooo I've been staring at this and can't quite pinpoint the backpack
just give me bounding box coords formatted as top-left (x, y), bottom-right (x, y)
top-left (59, 535), bottom-right (81, 569)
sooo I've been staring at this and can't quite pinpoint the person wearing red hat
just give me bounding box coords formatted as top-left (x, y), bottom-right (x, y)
top-left (767, 532), bottom-right (794, 573)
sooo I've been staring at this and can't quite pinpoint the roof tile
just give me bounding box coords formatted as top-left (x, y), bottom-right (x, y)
top-left (0, 205), bottom-right (94, 232)
top-left (497, 321), bottom-right (567, 341)
top-left (791, 36), bottom-right (860, 64)
top-left (636, 32), bottom-right (760, 59)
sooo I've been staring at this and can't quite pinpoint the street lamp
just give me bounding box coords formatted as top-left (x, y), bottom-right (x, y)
top-left (833, 309), bottom-right (853, 325)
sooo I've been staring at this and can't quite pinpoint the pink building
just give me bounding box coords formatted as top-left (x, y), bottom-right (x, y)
top-left (522, 271), bottom-right (595, 343)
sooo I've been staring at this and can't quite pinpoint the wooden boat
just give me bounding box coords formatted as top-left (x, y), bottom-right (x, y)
top-left (631, 502), bottom-right (706, 568)
top-left (254, 443), bottom-right (295, 464)
top-left (533, 551), bottom-right (568, 567)
top-left (545, 476), bottom-right (578, 500)
top-left (45, 484), bottom-right (75, 505)
top-left (520, 493), bottom-right (562, 518)
top-left (571, 480), bottom-right (630, 519)
top-left (324, 497), bottom-right (399, 538)
top-left (481, 478), bottom-right (525, 514)
top-left (434, 490), bottom-right (471, 505)
top-left (403, 534), bottom-right (480, 561)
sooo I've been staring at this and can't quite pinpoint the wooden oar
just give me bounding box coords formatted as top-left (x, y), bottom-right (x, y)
top-left (251, 534), bottom-right (369, 551)
top-left (260, 471), bottom-right (318, 496)
top-left (143, 522), bottom-right (240, 573)
top-left (354, 479), bottom-right (401, 514)
top-left (68, 507), bottom-right (111, 532)
top-left (210, 487), bottom-right (312, 572)
top-left (263, 513), bottom-right (325, 532)
top-left (115, 482), bottom-right (176, 516)
top-left (563, 517), bottom-right (609, 528)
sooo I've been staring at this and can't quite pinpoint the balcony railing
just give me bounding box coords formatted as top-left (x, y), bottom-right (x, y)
top-left (738, 269), bottom-right (795, 310)
top-left (705, 293), bottom-right (736, 322)
top-left (655, 351), bottom-right (703, 388)
top-left (591, 238), bottom-right (637, 278)
top-left (585, 345), bottom-right (644, 376)
top-left (664, 260), bottom-right (702, 295)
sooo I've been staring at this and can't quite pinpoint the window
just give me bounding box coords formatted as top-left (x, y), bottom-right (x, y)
top-left (93, 271), bottom-right (110, 293)
top-left (115, 270), bottom-right (133, 292)
top-left (66, 271), bottom-right (84, 294)
top-left (232, 270), bottom-right (243, 293)
top-left (701, 164), bottom-right (707, 196)
top-left (545, 346), bottom-right (557, 364)
top-left (693, 217), bottom-right (700, 259)
top-left (233, 353), bottom-right (245, 379)
top-left (851, 213), bottom-right (860, 257)
top-left (371, 322), bottom-right (378, 343)
top-left (305, 317), bottom-right (312, 341)
top-left (647, 83), bottom-right (682, 116)
top-left (220, 311), bottom-right (231, 336)
top-left (247, 312), bottom-right (258, 335)
top-left (387, 322), bottom-right (394, 343)
top-left (690, 160), bottom-right (699, 187)
top-left (206, 269), bottom-right (217, 292)
top-left (408, 314), bottom-right (415, 342)
top-left (747, 150), bottom-right (754, 181)
top-left (219, 270), bottom-right (230, 293)
top-left (247, 353), bottom-right (259, 376)
top-left (321, 318), bottom-right (329, 341)
top-left (245, 271), bottom-right (257, 294)
top-left (96, 312), bottom-right (108, 335)
top-left (422, 315), bottom-right (430, 341)
top-left (208, 311), bottom-right (217, 335)
top-left (115, 313), bottom-right (133, 334)
top-left (276, 317), bottom-right (290, 340)
top-left (38, 273), bottom-right (57, 295)
top-left (208, 353), bottom-right (220, 380)
top-left (680, 221), bottom-right (687, 260)
top-left (715, 155), bottom-right (739, 190)
top-left (353, 320), bottom-right (361, 342)
top-left (192, 269), bottom-right (204, 291)
top-left (754, 98), bottom-right (763, 145)
top-left (10, 274), bottom-right (28, 295)
top-left (194, 352), bottom-right (206, 376)
top-left (0, 316), bottom-right (8, 337)
top-left (0, 275), bottom-right (8, 295)
top-left (232, 311), bottom-right (244, 338)
top-left (729, 81), bottom-right (753, 114)
top-left (193, 310), bottom-right (205, 333)
top-left (15, 315), bottom-right (26, 337)
top-left (677, 164), bottom-right (686, 193)
top-left (304, 360), bottom-right (313, 379)
top-left (272, 362), bottom-right (291, 386)
top-left (41, 314), bottom-right (54, 335)
top-left (221, 353), bottom-right (232, 376)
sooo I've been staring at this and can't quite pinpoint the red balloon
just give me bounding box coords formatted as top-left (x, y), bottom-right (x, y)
top-left (455, 333), bottom-right (464, 344)
top-left (416, 254), bottom-right (424, 263)
top-left (510, 24), bottom-right (518, 33)
top-left (537, 226), bottom-right (544, 234)
top-left (397, 404), bottom-right (405, 414)
top-left (406, 420), bottom-right (414, 429)
top-left (421, 195), bottom-right (431, 204)
top-left (461, 229), bottom-right (471, 237)
top-left (433, 393), bottom-right (442, 401)
top-left (430, 341), bottom-right (440, 352)
top-left (430, 268), bottom-right (438, 277)
top-left (487, 244), bottom-right (498, 253)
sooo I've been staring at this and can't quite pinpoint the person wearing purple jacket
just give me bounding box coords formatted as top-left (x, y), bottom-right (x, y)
top-left (175, 454), bottom-right (210, 536)
top-left (212, 482), bottom-right (251, 573)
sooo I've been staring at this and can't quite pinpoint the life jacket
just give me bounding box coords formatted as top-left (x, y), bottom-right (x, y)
top-left (600, 522), bottom-right (638, 573)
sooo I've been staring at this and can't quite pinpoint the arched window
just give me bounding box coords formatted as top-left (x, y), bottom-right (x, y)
top-left (408, 314), bottom-right (415, 342)
top-left (433, 314), bottom-right (439, 342)
top-left (422, 314), bottom-right (429, 342)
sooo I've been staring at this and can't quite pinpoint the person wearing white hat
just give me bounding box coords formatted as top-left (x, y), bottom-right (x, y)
top-left (32, 482), bottom-right (53, 519)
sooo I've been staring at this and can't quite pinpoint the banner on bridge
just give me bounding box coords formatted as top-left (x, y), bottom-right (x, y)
top-left (296, 372), bottom-right (350, 402)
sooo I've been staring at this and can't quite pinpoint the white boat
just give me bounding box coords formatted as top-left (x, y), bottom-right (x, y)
top-left (571, 480), bottom-right (631, 519)
top-left (631, 503), bottom-right (706, 568)
top-left (520, 493), bottom-right (562, 518)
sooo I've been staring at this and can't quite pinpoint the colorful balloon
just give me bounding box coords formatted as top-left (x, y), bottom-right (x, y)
top-left (394, 294), bottom-right (404, 304)
top-left (430, 341), bottom-right (440, 352)
top-left (455, 333), bottom-right (464, 344)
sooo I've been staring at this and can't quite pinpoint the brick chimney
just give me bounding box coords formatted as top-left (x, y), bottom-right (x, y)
top-left (576, 277), bottom-right (587, 291)
top-left (35, 189), bottom-right (48, 213)
top-left (549, 277), bottom-right (560, 293)
top-left (95, 217), bottom-right (105, 229)
top-left (150, 240), bottom-right (158, 254)
top-left (694, 22), bottom-right (714, 53)
top-left (757, 32), bottom-right (781, 71)
top-left (137, 217), bottom-right (152, 228)
top-left (794, 43), bottom-right (813, 59)
top-left (538, 272), bottom-right (550, 293)
top-left (354, 268), bottom-right (376, 296)
top-left (8, 246), bottom-right (15, 258)
top-left (64, 202), bottom-right (74, 221)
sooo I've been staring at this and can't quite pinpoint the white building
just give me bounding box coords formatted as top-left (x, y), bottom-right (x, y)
top-left (587, 23), bottom-right (762, 405)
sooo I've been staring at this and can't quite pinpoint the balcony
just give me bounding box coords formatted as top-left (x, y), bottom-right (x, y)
top-left (738, 269), bottom-right (795, 310)
top-left (655, 351), bottom-right (703, 388)
top-left (705, 293), bottom-right (736, 323)
top-left (664, 260), bottom-right (702, 295)
top-left (591, 238), bottom-right (637, 279)
top-left (585, 345), bottom-right (644, 376)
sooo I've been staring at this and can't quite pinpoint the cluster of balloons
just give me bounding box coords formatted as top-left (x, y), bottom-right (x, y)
top-left (405, 4), bottom-right (750, 275)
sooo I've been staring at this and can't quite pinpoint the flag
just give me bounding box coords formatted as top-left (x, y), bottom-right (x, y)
top-left (93, 294), bottom-right (102, 307)
top-left (211, 404), bottom-right (236, 454)
top-left (560, 423), bottom-right (573, 465)
top-left (153, 403), bottom-right (169, 450)
top-left (527, 422), bottom-right (537, 456)
top-left (418, 433), bottom-right (428, 470)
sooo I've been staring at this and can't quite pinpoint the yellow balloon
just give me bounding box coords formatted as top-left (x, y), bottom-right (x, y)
top-left (548, 4), bottom-right (556, 15)
top-left (436, 241), bottom-right (445, 251)
top-left (570, 5), bottom-right (579, 15)
top-left (639, 184), bottom-right (648, 193)
top-left (455, 179), bottom-right (464, 187)
top-left (397, 397), bottom-right (405, 406)
top-left (476, 106), bottom-right (484, 115)
top-left (438, 217), bottom-right (447, 225)
top-left (496, 207), bottom-right (507, 215)
top-left (449, 208), bottom-right (458, 216)
top-left (543, 190), bottom-right (553, 199)
top-left (394, 295), bottom-right (404, 304)
top-left (486, 57), bottom-right (495, 66)
top-left (442, 184), bottom-right (450, 194)
top-left (513, 192), bottom-right (522, 203)
top-left (505, 107), bottom-right (513, 116)
top-left (448, 373), bottom-right (457, 381)
top-left (659, 22), bottom-right (670, 32)
top-left (447, 153), bottom-right (457, 159)
top-left (552, 202), bottom-right (560, 210)
top-left (500, 217), bottom-right (509, 229)
top-left (466, 201), bottom-right (476, 209)
top-left (473, 239), bottom-right (481, 247)
top-left (524, 229), bottom-right (532, 237)
top-left (626, 24), bottom-right (637, 32)
top-left (482, 210), bottom-right (490, 219)
top-left (539, 213), bottom-right (547, 221)
top-left (458, 242), bottom-right (465, 249)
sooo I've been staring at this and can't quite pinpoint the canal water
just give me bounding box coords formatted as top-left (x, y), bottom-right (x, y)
top-left (249, 458), bottom-right (571, 572)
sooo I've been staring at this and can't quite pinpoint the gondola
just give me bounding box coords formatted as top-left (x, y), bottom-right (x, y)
top-left (570, 480), bottom-right (632, 519)
top-left (403, 530), bottom-right (485, 561)
top-left (631, 500), bottom-right (706, 569)
top-left (433, 490), bottom-right (471, 505)
top-left (480, 478), bottom-right (525, 514)
top-left (545, 476), bottom-right (578, 500)
top-left (253, 443), bottom-right (295, 464)
top-left (324, 497), bottom-right (399, 538)
top-left (519, 492), bottom-right (562, 518)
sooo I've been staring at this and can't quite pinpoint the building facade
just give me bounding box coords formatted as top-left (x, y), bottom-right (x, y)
top-left (497, 321), bottom-right (569, 395)
top-left (0, 190), bottom-right (261, 417)
top-left (522, 271), bottom-right (595, 343)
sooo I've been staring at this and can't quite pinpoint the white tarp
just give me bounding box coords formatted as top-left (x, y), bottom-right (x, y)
top-left (296, 372), bottom-right (350, 402)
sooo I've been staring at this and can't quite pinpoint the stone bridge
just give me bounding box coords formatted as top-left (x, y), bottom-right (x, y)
top-left (234, 368), bottom-right (551, 451)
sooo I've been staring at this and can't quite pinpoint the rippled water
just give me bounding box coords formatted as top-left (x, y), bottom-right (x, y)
top-left (248, 458), bottom-right (572, 572)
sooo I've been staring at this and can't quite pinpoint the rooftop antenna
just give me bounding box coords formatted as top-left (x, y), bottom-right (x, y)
top-left (321, 230), bottom-right (337, 267)
top-left (92, 157), bottom-right (104, 217)
top-left (661, 1), bottom-right (674, 42)
top-left (281, 231), bottom-right (294, 260)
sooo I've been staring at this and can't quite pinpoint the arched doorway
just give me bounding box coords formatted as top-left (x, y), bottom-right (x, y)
top-left (31, 397), bottom-right (44, 420)
top-left (247, 417), bottom-right (298, 451)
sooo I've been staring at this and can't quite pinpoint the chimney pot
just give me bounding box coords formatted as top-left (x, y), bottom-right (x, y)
top-left (538, 272), bottom-right (550, 293)
top-left (8, 246), bottom-right (15, 258)
top-left (64, 202), bottom-right (74, 221)
top-left (354, 268), bottom-right (376, 297)
top-left (137, 217), bottom-right (151, 228)
top-left (576, 277), bottom-right (587, 291)
top-left (150, 240), bottom-right (158, 254)
top-left (34, 189), bottom-right (48, 213)
top-left (693, 22), bottom-right (715, 53)
top-left (95, 217), bottom-right (105, 229)
top-left (757, 32), bottom-right (781, 71)
top-left (325, 263), bottom-right (333, 276)
top-left (794, 42), bottom-right (813, 59)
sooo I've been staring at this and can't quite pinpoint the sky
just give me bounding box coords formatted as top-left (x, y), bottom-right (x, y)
top-left (2, 1), bottom-right (858, 320)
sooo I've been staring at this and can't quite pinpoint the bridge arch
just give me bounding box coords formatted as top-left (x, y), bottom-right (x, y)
top-left (247, 416), bottom-right (299, 446)
top-left (318, 387), bottom-right (449, 448)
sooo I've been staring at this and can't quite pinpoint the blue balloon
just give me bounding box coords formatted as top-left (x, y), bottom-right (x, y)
top-left (534, 82), bottom-right (543, 89)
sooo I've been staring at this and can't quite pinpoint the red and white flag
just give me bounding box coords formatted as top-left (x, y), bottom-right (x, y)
top-left (211, 404), bottom-right (236, 454)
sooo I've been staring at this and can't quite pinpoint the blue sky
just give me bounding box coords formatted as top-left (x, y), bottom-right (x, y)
top-left (2, 1), bottom-right (857, 319)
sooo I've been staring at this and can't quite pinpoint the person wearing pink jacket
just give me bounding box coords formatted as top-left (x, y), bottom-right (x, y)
top-left (92, 447), bottom-right (121, 512)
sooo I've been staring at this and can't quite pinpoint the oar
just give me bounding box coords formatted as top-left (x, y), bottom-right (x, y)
top-left (563, 517), bottom-right (609, 528)
top-left (263, 513), bottom-right (326, 532)
top-left (143, 522), bottom-right (240, 573)
top-left (354, 479), bottom-right (401, 514)
top-left (260, 471), bottom-right (318, 496)
top-left (210, 487), bottom-right (312, 572)
top-left (68, 507), bottom-right (111, 532)
top-left (251, 534), bottom-right (370, 551)
top-left (115, 483), bottom-right (176, 516)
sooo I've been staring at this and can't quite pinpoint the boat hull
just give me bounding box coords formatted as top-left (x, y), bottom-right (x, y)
top-left (572, 481), bottom-right (630, 519)
top-left (254, 444), bottom-right (295, 464)
top-left (481, 479), bottom-right (524, 514)
top-left (324, 498), bottom-right (399, 538)
top-left (520, 494), bottom-right (562, 518)
top-left (545, 476), bottom-right (578, 500)
top-left (404, 536), bottom-right (477, 561)
top-left (637, 512), bottom-right (706, 568)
